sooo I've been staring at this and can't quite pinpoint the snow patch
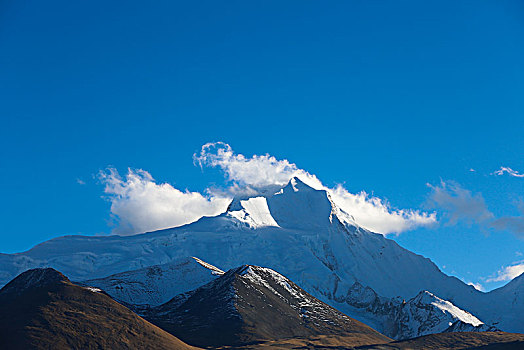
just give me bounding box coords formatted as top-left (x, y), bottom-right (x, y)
top-left (416, 291), bottom-right (483, 327)
top-left (228, 197), bottom-right (279, 228)
top-left (192, 257), bottom-right (224, 275)
top-left (80, 257), bottom-right (224, 306)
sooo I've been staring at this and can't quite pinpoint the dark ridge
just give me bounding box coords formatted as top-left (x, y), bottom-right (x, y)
top-left (0, 268), bottom-right (196, 350)
top-left (0, 268), bottom-right (69, 295)
top-left (143, 264), bottom-right (391, 348)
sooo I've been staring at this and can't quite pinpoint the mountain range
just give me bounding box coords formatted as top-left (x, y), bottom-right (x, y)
top-left (2, 266), bottom-right (522, 349)
top-left (0, 177), bottom-right (522, 341)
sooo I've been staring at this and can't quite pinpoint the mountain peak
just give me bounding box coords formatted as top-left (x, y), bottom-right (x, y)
top-left (0, 268), bottom-right (194, 349)
top-left (145, 264), bottom-right (391, 348)
top-left (0, 268), bottom-right (69, 295)
top-left (412, 290), bottom-right (436, 303)
top-left (224, 177), bottom-right (360, 232)
top-left (267, 178), bottom-right (335, 230)
top-left (408, 289), bottom-right (484, 328)
top-left (285, 176), bottom-right (316, 192)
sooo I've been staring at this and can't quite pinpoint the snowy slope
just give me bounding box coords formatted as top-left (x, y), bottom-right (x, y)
top-left (0, 178), bottom-right (518, 336)
top-left (227, 196), bottom-right (279, 228)
top-left (465, 272), bottom-right (524, 331)
top-left (340, 282), bottom-right (497, 340)
top-left (80, 256), bottom-right (223, 306)
top-left (390, 291), bottom-right (496, 339)
top-left (78, 255), bottom-right (494, 340)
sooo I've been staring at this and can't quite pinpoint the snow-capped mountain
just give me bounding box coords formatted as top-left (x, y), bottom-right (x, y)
top-left (82, 255), bottom-right (495, 341)
top-left (0, 178), bottom-right (518, 337)
top-left (340, 282), bottom-right (497, 340)
top-left (80, 256), bottom-right (223, 306)
top-left (467, 272), bottom-right (524, 331)
top-left (398, 291), bottom-right (497, 338)
top-left (142, 264), bottom-right (391, 348)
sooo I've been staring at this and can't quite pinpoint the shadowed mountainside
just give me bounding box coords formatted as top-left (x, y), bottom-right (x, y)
top-left (0, 268), bottom-right (197, 350)
top-left (1, 267), bottom-right (522, 350)
top-left (142, 265), bottom-right (392, 348)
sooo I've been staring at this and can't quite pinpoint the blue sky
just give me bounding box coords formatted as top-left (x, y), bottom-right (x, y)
top-left (1, 0), bottom-right (523, 291)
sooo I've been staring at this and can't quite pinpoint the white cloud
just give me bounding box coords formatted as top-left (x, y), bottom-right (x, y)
top-left (486, 261), bottom-right (524, 282)
top-left (426, 181), bottom-right (494, 226)
top-left (194, 142), bottom-right (324, 193)
top-left (492, 166), bottom-right (524, 178)
top-left (195, 142), bottom-right (436, 235)
top-left (467, 282), bottom-right (485, 292)
top-left (329, 185), bottom-right (436, 234)
top-left (99, 168), bottom-right (229, 235)
top-left (76, 178), bottom-right (86, 185)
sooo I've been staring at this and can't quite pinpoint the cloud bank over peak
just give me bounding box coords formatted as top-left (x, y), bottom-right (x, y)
top-left (194, 142), bottom-right (324, 193)
top-left (99, 142), bottom-right (437, 235)
top-left (195, 142), bottom-right (436, 234)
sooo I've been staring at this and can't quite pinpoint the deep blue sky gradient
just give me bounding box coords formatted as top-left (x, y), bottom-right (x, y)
top-left (1, 1), bottom-right (523, 290)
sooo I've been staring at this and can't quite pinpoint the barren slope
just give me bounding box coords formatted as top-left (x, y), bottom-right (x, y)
top-left (0, 268), bottom-right (197, 350)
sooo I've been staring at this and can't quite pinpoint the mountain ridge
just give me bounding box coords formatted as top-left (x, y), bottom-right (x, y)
top-left (0, 268), bottom-right (196, 350)
top-left (80, 257), bottom-right (223, 306)
top-left (141, 264), bottom-right (392, 348)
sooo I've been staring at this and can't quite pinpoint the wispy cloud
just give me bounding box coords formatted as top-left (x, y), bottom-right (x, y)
top-left (426, 181), bottom-right (494, 226)
top-left (492, 166), bottom-right (524, 178)
top-left (426, 181), bottom-right (524, 239)
top-left (489, 202), bottom-right (524, 239)
top-left (76, 178), bottom-right (86, 185)
top-left (486, 261), bottom-right (524, 282)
